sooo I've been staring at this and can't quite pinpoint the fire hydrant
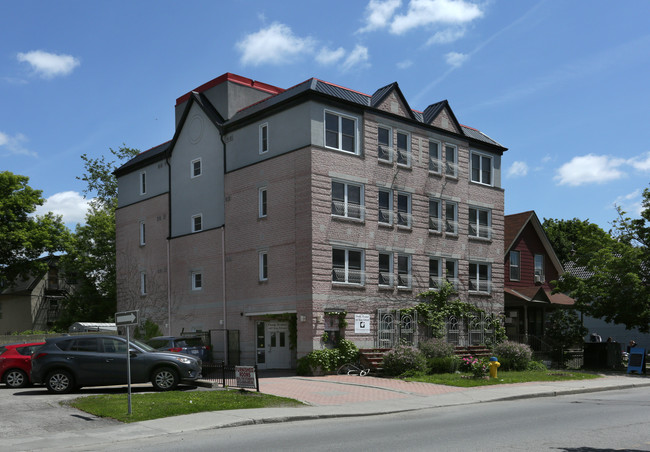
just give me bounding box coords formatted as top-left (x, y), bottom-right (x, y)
top-left (489, 356), bottom-right (500, 379)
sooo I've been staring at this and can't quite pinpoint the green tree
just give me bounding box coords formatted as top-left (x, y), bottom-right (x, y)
top-left (55, 146), bottom-right (139, 328)
top-left (0, 171), bottom-right (69, 287)
top-left (544, 309), bottom-right (587, 366)
top-left (542, 217), bottom-right (615, 265)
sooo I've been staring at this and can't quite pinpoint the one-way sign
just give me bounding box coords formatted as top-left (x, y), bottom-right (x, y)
top-left (115, 310), bottom-right (139, 326)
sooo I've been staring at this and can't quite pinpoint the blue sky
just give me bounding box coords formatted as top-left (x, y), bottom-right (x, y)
top-left (2, 0), bottom-right (649, 231)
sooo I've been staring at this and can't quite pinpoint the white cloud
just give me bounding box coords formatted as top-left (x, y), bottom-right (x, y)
top-left (426, 27), bottom-right (466, 45)
top-left (628, 152), bottom-right (650, 171)
top-left (316, 47), bottom-right (346, 65)
top-left (0, 131), bottom-right (36, 157)
top-left (507, 161), bottom-right (529, 178)
top-left (359, 0), bottom-right (402, 33)
top-left (341, 45), bottom-right (370, 72)
top-left (17, 50), bottom-right (80, 79)
top-left (445, 51), bottom-right (468, 67)
top-left (613, 190), bottom-right (643, 217)
top-left (236, 23), bottom-right (315, 66)
top-left (34, 191), bottom-right (91, 225)
top-left (555, 154), bottom-right (627, 186)
top-left (390, 0), bottom-right (483, 35)
top-left (397, 59), bottom-right (414, 69)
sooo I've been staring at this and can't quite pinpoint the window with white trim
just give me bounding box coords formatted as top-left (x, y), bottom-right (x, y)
top-left (259, 123), bottom-right (268, 154)
top-left (140, 272), bottom-right (147, 295)
top-left (192, 272), bottom-right (203, 290)
top-left (396, 131), bottom-right (410, 166)
top-left (469, 207), bottom-right (491, 239)
top-left (397, 254), bottom-right (412, 289)
top-left (139, 221), bottom-right (146, 246)
top-left (445, 259), bottom-right (458, 289)
top-left (429, 258), bottom-right (441, 289)
top-left (445, 201), bottom-right (458, 235)
top-left (332, 248), bottom-right (364, 285)
top-left (429, 140), bottom-right (441, 173)
top-left (445, 145), bottom-right (457, 177)
top-left (377, 126), bottom-right (392, 162)
top-left (510, 250), bottom-right (520, 281)
top-left (139, 171), bottom-right (146, 195)
top-left (429, 198), bottom-right (441, 232)
top-left (469, 262), bottom-right (491, 293)
top-left (325, 111), bottom-right (357, 154)
top-left (191, 158), bottom-right (202, 178)
top-left (378, 189), bottom-right (393, 225)
top-left (259, 252), bottom-right (268, 281)
top-left (259, 187), bottom-right (267, 218)
top-left (471, 151), bottom-right (492, 185)
top-left (534, 254), bottom-right (545, 283)
top-left (378, 252), bottom-right (394, 287)
top-left (397, 192), bottom-right (411, 228)
top-left (192, 214), bottom-right (203, 233)
top-left (331, 180), bottom-right (363, 220)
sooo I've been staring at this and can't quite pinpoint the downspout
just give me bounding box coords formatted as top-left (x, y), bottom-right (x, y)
top-left (219, 127), bottom-right (228, 365)
top-left (166, 155), bottom-right (172, 335)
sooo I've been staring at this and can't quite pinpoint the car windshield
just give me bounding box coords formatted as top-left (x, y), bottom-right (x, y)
top-left (179, 337), bottom-right (204, 347)
top-left (130, 339), bottom-right (155, 352)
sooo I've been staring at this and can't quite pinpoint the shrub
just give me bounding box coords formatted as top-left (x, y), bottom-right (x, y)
top-left (526, 360), bottom-right (548, 371)
top-left (427, 356), bottom-right (460, 374)
top-left (382, 345), bottom-right (427, 376)
top-left (296, 339), bottom-right (359, 375)
top-left (493, 341), bottom-right (533, 371)
top-left (459, 355), bottom-right (489, 377)
top-left (418, 338), bottom-right (455, 359)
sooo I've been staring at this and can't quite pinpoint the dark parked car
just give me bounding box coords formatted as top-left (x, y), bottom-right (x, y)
top-left (146, 336), bottom-right (211, 362)
top-left (31, 335), bottom-right (202, 394)
top-left (0, 342), bottom-right (45, 388)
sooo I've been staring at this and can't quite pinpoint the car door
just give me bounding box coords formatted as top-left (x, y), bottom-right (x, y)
top-left (66, 338), bottom-right (105, 385)
top-left (98, 337), bottom-right (129, 385)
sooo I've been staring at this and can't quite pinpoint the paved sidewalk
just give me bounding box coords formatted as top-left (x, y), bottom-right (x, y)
top-left (7, 373), bottom-right (650, 452)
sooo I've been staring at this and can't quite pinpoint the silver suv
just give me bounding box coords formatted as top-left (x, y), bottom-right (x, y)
top-left (31, 335), bottom-right (202, 393)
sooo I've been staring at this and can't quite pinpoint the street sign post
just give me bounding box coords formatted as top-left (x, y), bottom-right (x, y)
top-left (115, 310), bottom-right (139, 415)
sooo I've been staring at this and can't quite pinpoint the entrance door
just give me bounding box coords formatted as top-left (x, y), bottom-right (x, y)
top-left (256, 321), bottom-right (291, 369)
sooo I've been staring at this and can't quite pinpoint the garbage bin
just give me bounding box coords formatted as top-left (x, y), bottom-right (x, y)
top-left (583, 342), bottom-right (622, 369)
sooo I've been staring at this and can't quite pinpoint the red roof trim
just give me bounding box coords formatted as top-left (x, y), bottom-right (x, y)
top-left (460, 124), bottom-right (478, 131)
top-left (140, 139), bottom-right (172, 155)
top-left (175, 73), bottom-right (284, 106)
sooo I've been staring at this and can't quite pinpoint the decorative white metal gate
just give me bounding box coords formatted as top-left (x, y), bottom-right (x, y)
top-left (445, 313), bottom-right (494, 346)
top-left (376, 309), bottom-right (418, 348)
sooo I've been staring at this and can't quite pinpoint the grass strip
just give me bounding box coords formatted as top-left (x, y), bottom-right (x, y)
top-left (65, 389), bottom-right (305, 423)
top-left (403, 370), bottom-right (602, 387)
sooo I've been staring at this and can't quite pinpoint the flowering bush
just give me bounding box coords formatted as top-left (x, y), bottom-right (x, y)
top-left (460, 355), bottom-right (489, 377)
top-left (493, 341), bottom-right (533, 371)
top-left (418, 338), bottom-right (455, 359)
top-left (382, 345), bottom-right (427, 376)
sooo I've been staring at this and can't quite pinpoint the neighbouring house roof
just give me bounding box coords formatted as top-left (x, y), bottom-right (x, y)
top-left (504, 211), bottom-right (564, 275)
top-left (0, 256), bottom-right (59, 296)
top-left (505, 287), bottom-right (575, 306)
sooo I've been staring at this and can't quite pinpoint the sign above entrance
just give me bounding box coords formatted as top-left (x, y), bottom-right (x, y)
top-left (355, 314), bottom-right (370, 334)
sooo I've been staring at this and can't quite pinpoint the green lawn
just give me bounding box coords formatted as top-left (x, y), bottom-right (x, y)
top-left (66, 389), bottom-right (305, 423)
top-left (403, 370), bottom-right (602, 387)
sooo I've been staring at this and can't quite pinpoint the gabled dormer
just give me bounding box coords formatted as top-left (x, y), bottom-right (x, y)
top-left (423, 100), bottom-right (462, 134)
top-left (370, 82), bottom-right (417, 121)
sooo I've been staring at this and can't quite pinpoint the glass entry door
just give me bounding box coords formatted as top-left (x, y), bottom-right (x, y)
top-left (256, 321), bottom-right (291, 369)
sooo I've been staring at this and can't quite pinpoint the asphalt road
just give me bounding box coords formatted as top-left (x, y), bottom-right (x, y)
top-left (104, 388), bottom-right (650, 452)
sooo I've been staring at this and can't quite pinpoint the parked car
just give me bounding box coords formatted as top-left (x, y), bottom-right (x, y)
top-left (0, 342), bottom-right (45, 388)
top-left (31, 335), bottom-right (202, 394)
top-left (146, 336), bottom-right (211, 362)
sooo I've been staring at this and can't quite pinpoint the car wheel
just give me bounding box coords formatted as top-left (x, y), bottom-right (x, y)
top-left (45, 370), bottom-right (74, 394)
top-left (4, 369), bottom-right (28, 388)
top-left (151, 367), bottom-right (178, 391)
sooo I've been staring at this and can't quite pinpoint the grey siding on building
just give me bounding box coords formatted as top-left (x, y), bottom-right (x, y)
top-left (117, 159), bottom-right (168, 208)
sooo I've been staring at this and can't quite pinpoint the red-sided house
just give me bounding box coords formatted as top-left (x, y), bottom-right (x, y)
top-left (504, 211), bottom-right (574, 346)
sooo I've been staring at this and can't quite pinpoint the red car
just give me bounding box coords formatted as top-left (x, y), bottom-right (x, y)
top-left (0, 342), bottom-right (45, 388)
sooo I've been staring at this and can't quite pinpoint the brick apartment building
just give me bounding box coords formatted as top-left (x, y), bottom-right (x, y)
top-left (115, 73), bottom-right (508, 369)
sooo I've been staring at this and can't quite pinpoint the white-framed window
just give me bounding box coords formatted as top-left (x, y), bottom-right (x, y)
top-left (534, 254), bottom-right (545, 283)
top-left (429, 258), bottom-right (441, 289)
top-left (445, 259), bottom-right (458, 289)
top-left (259, 252), bottom-right (268, 281)
top-left (332, 247), bottom-right (364, 285)
top-left (259, 187), bottom-right (267, 218)
top-left (192, 272), bottom-right (203, 290)
top-left (191, 158), bottom-right (202, 178)
top-left (397, 192), bottom-right (411, 228)
top-left (140, 272), bottom-right (147, 295)
top-left (445, 144), bottom-right (457, 177)
top-left (377, 126), bottom-right (392, 162)
top-left (469, 207), bottom-right (491, 239)
top-left (259, 123), bottom-right (269, 154)
top-left (325, 111), bottom-right (357, 154)
top-left (331, 180), bottom-right (364, 220)
top-left (397, 254), bottom-right (412, 289)
top-left (445, 201), bottom-right (458, 235)
top-left (396, 131), bottom-right (410, 166)
top-left (510, 250), bottom-right (521, 281)
top-left (139, 221), bottom-right (146, 246)
top-left (192, 214), bottom-right (203, 233)
top-left (378, 189), bottom-right (393, 225)
top-left (429, 198), bottom-right (441, 232)
top-left (139, 171), bottom-right (146, 195)
top-left (469, 262), bottom-right (491, 293)
top-left (471, 151), bottom-right (493, 186)
top-left (429, 140), bottom-right (441, 173)
top-left (378, 252), bottom-right (394, 287)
